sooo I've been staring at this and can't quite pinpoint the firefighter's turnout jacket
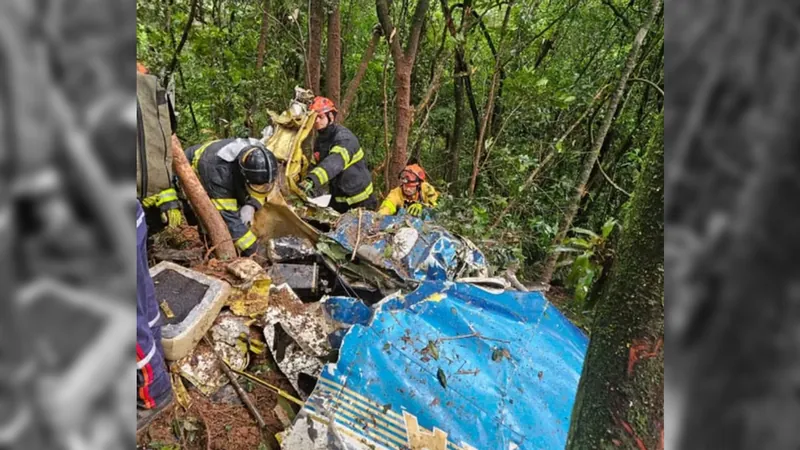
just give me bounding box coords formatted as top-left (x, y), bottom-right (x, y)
top-left (378, 182), bottom-right (439, 216)
top-left (184, 138), bottom-right (268, 256)
top-left (308, 124), bottom-right (376, 213)
top-left (136, 72), bottom-right (179, 214)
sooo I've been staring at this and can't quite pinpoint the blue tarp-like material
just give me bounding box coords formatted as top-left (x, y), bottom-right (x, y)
top-left (324, 211), bottom-right (488, 282)
top-left (282, 281), bottom-right (588, 450)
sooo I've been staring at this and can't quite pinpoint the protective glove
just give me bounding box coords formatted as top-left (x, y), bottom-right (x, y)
top-left (407, 203), bottom-right (423, 217)
top-left (160, 208), bottom-right (183, 228)
top-left (299, 178), bottom-right (314, 196)
top-left (239, 204), bottom-right (256, 227)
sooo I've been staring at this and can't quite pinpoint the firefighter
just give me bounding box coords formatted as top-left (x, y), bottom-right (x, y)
top-left (378, 163), bottom-right (439, 217)
top-left (136, 62), bottom-right (183, 233)
top-left (298, 97), bottom-right (377, 213)
top-left (136, 200), bottom-right (173, 432)
top-left (183, 138), bottom-right (278, 257)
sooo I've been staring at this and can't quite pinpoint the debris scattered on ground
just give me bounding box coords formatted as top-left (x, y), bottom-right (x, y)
top-left (226, 279), bottom-right (272, 318)
top-left (281, 281), bottom-right (588, 450)
top-left (177, 312), bottom-right (250, 396)
top-left (226, 258), bottom-right (268, 284)
top-left (262, 284), bottom-right (334, 399)
top-left (267, 263), bottom-right (319, 299)
top-left (268, 236), bottom-right (316, 263)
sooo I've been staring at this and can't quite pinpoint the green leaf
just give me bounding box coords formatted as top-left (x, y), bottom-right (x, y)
top-left (563, 95), bottom-right (576, 103)
top-left (564, 237), bottom-right (592, 249)
top-left (571, 227), bottom-right (599, 239)
top-left (437, 368), bottom-right (448, 389)
top-left (556, 140), bottom-right (564, 153)
top-left (601, 219), bottom-right (618, 239)
top-left (425, 340), bottom-right (440, 360)
top-left (536, 78), bottom-right (549, 87)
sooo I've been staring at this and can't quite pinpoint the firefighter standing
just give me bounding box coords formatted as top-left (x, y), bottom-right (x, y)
top-left (183, 138), bottom-right (278, 257)
top-left (136, 63), bottom-right (183, 233)
top-left (299, 97), bottom-right (377, 213)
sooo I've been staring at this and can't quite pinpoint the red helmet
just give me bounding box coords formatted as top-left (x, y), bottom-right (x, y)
top-left (310, 96), bottom-right (337, 115)
top-left (400, 164), bottom-right (426, 184)
top-left (400, 164), bottom-right (425, 189)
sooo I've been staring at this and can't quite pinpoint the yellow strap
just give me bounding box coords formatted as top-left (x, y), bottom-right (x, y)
top-left (335, 183), bottom-right (374, 205)
top-left (211, 198), bottom-right (239, 211)
top-left (246, 186), bottom-right (267, 206)
top-left (191, 140), bottom-right (218, 172)
top-left (236, 230), bottom-right (257, 251)
top-left (310, 166), bottom-right (329, 185)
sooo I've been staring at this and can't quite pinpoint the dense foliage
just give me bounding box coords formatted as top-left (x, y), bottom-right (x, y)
top-left (137, 0), bottom-right (663, 314)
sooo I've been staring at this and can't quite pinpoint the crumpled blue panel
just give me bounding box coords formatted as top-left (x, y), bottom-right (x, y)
top-left (325, 211), bottom-right (487, 282)
top-left (300, 281), bottom-right (588, 450)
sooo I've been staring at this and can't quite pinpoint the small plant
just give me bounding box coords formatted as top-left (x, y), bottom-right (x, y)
top-left (554, 218), bottom-right (619, 307)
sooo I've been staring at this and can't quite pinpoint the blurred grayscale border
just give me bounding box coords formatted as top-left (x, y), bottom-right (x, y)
top-left (0, 0), bottom-right (136, 448)
top-left (666, 0), bottom-right (800, 448)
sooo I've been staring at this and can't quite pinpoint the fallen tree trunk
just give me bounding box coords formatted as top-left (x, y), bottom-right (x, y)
top-left (171, 135), bottom-right (236, 260)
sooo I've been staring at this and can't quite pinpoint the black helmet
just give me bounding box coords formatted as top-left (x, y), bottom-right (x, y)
top-left (238, 145), bottom-right (278, 185)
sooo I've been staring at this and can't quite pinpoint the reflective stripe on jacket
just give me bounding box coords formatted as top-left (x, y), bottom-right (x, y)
top-left (308, 124), bottom-right (373, 205)
top-left (183, 139), bottom-right (264, 255)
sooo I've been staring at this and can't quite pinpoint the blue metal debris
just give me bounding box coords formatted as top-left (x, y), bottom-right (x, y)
top-left (324, 211), bottom-right (488, 283)
top-left (282, 281), bottom-right (588, 450)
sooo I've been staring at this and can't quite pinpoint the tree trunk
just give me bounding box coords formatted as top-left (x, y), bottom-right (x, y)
top-left (540, 0), bottom-right (662, 284)
top-left (165, 0), bottom-right (198, 83)
top-left (325, 0), bottom-right (342, 105)
top-left (376, 0), bottom-right (431, 188)
top-left (248, 0), bottom-right (270, 135)
top-left (389, 68), bottom-right (413, 183)
top-left (307, 0), bottom-right (324, 94)
top-left (256, 0), bottom-right (269, 71)
top-left (447, 62), bottom-right (466, 184)
top-left (171, 135), bottom-right (236, 260)
top-left (565, 117), bottom-right (664, 450)
top-left (339, 26), bottom-right (381, 121)
top-left (441, 0), bottom-right (470, 185)
top-left (468, 2), bottom-right (512, 196)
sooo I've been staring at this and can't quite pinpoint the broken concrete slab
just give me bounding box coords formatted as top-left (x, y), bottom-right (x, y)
top-left (150, 261), bottom-right (231, 361)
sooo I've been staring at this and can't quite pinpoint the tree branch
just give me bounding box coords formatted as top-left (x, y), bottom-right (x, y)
top-left (502, 0), bottom-right (580, 68)
top-left (601, 0), bottom-right (632, 30)
top-left (340, 25), bottom-right (383, 121)
top-left (376, 0), bottom-right (404, 63)
top-left (414, 56), bottom-right (447, 123)
top-left (630, 77), bottom-right (664, 97)
top-left (166, 0), bottom-right (199, 82)
top-left (405, 0), bottom-right (431, 60)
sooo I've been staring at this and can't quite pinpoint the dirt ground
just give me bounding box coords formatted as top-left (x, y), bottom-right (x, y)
top-left (139, 226), bottom-right (299, 450)
top-left (137, 351), bottom-right (298, 450)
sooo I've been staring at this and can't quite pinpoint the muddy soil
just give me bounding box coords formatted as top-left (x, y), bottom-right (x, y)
top-left (137, 349), bottom-right (299, 450)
